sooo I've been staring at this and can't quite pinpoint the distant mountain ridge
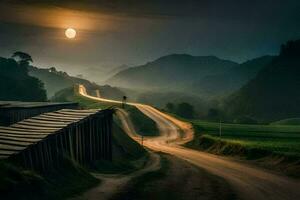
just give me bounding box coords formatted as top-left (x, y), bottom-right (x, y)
top-left (106, 54), bottom-right (238, 92)
top-left (106, 53), bottom-right (273, 98)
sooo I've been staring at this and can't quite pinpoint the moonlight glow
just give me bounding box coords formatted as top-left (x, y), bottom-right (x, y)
top-left (65, 28), bottom-right (76, 39)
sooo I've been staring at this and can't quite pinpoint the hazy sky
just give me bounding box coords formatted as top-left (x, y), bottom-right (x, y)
top-left (0, 0), bottom-right (299, 80)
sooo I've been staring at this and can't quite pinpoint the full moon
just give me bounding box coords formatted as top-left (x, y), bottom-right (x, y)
top-left (65, 28), bottom-right (76, 39)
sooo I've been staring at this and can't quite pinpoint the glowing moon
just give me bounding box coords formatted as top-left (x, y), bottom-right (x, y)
top-left (65, 28), bottom-right (76, 39)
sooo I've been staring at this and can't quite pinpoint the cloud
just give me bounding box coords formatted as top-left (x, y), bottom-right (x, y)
top-left (0, 4), bottom-right (121, 32)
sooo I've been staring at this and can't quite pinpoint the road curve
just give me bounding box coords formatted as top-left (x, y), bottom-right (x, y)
top-left (79, 85), bottom-right (300, 200)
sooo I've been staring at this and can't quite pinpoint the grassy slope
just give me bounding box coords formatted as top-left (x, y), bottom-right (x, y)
top-left (185, 120), bottom-right (300, 177)
top-left (92, 122), bottom-right (148, 174)
top-left (0, 158), bottom-right (99, 200)
top-left (188, 120), bottom-right (300, 156)
top-left (125, 106), bottom-right (159, 136)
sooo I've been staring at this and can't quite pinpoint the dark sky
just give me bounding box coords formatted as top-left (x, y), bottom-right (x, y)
top-left (0, 0), bottom-right (299, 82)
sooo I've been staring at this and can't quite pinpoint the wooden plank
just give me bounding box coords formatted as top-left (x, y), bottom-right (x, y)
top-left (0, 135), bottom-right (41, 143)
top-left (60, 109), bottom-right (100, 113)
top-left (11, 124), bottom-right (60, 131)
top-left (0, 143), bottom-right (26, 151)
top-left (0, 127), bottom-right (54, 133)
top-left (0, 132), bottom-right (46, 139)
top-left (41, 112), bottom-right (84, 117)
top-left (41, 113), bottom-right (84, 119)
top-left (56, 110), bottom-right (97, 114)
top-left (54, 110), bottom-right (95, 117)
top-left (54, 112), bottom-right (91, 117)
top-left (0, 130), bottom-right (51, 136)
top-left (33, 116), bottom-right (77, 122)
top-left (0, 150), bottom-right (18, 156)
top-left (24, 119), bottom-right (71, 125)
top-left (0, 139), bottom-right (33, 146)
top-left (18, 121), bottom-right (68, 128)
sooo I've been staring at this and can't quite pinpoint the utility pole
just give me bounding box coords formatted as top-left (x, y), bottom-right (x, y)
top-left (219, 119), bottom-right (222, 138)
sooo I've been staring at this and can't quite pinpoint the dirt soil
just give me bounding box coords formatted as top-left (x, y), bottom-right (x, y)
top-left (113, 154), bottom-right (236, 200)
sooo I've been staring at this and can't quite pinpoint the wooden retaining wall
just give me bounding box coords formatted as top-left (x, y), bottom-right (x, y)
top-left (0, 108), bottom-right (113, 172)
top-left (0, 102), bottom-right (79, 126)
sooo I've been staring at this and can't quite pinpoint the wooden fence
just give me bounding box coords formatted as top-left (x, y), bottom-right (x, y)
top-left (0, 101), bottom-right (79, 126)
top-left (0, 108), bottom-right (113, 171)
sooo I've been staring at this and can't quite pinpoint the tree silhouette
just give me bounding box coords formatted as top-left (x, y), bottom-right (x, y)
top-left (176, 102), bottom-right (195, 119)
top-left (12, 51), bottom-right (33, 66)
top-left (166, 102), bottom-right (175, 112)
top-left (0, 55), bottom-right (47, 101)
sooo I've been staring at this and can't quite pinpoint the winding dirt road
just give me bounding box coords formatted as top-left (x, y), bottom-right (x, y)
top-left (79, 85), bottom-right (300, 200)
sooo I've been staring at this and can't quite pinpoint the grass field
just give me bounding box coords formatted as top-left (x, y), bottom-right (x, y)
top-left (185, 120), bottom-right (300, 176)
top-left (271, 118), bottom-right (300, 125)
top-left (188, 120), bottom-right (300, 157)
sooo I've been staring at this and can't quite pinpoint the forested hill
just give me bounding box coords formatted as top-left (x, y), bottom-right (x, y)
top-left (188, 56), bottom-right (274, 96)
top-left (106, 54), bottom-right (273, 98)
top-left (224, 40), bottom-right (300, 121)
top-left (106, 54), bottom-right (238, 92)
top-left (0, 57), bottom-right (47, 101)
top-left (28, 66), bottom-right (92, 97)
top-left (28, 66), bottom-right (125, 100)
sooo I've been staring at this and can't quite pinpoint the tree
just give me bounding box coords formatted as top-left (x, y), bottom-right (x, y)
top-left (0, 56), bottom-right (47, 101)
top-left (12, 51), bottom-right (33, 66)
top-left (175, 102), bottom-right (195, 119)
top-left (49, 67), bottom-right (57, 73)
top-left (166, 102), bottom-right (175, 113)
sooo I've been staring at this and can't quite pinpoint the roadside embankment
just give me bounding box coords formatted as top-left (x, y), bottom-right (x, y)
top-left (186, 134), bottom-right (300, 177)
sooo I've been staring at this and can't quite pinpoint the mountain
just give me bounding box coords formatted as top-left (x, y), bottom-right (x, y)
top-left (107, 64), bottom-right (129, 78)
top-left (28, 66), bottom-right (92, 97)
top-left (0, 57), bottom-right (47, 101)
top-left (79, 64), bottom-right (129, 85)
top-left (224, 40), bottom-right (300, 122)
top-left (106, 54), bottom-right (238, 92)
top-left (28, 66), bottom-right (125, 100)
top-left (189, 56), bottom-right (274, 97)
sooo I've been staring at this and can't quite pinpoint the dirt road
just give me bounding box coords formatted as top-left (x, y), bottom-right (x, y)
top-left (79, 84), bottom-right (300, 200)
top-left (70, 152), bottom-right (161, 200)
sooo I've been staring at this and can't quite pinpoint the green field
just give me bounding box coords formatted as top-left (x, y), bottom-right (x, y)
top-left (271, 118), bottom-right (300, 125)
top-left (189, 120), bottom-right (300, 156)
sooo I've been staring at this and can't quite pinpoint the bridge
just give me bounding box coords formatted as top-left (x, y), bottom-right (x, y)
top-left (0, 108), bottom-right (113, 172)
